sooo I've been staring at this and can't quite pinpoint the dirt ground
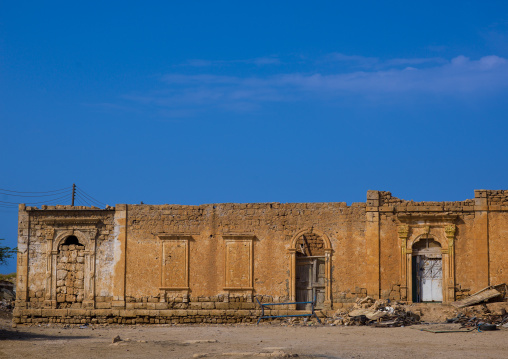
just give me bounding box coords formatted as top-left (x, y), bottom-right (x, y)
top-left (0, 314), bottom-right (507, 359)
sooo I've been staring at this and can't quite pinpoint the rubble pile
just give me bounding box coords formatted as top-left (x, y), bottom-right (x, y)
top-left (0, 298), bottom-right (14, 317)
top-left (0, 285), bottom-right (15, 319)
top-left (448, 304), bottom-right (508, 330)
top-left (331, 297), bottom-right (420, 327)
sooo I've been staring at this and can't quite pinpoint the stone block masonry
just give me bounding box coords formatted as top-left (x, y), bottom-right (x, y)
top-left (14, 190), bottom-right (508, 324)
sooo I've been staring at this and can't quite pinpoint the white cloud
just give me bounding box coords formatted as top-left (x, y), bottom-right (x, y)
top-left (124, 55), bottom-right (508, 116)
top-left (180, 56), bottom-right (281, 67)
top-left (323, 53), bottom-right (379, 68)
top-left (385, 57), bottom-right (446, 66)
top-left (325, 53), bottom-right (447, 69)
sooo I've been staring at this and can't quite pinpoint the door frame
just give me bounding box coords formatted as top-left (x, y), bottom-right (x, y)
top-left (289, 228), bottom-right (332, 309)
top-left (295, 256), bottom-right (326, 309)
top-left (397, 219), bottom-right (456, 303)
top-left (412, 253), bottom-right (443, 303)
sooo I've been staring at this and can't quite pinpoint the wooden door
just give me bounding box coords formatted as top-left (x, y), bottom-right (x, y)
top-left (314, 258), bottom-right (326, 308)
top-left (413, 255), bottom-right (443, 302)
top-left (296, 257), bottom-right (326, 309)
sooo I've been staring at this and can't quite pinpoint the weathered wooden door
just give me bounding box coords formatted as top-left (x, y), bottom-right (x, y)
top-left (296, 257), bottom-right (326, 309)
top-left (413, 255), bottom-right (443, 302)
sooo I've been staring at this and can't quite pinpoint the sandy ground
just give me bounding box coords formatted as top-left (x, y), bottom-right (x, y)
top-left (1, 314), bottom-right (507, 359)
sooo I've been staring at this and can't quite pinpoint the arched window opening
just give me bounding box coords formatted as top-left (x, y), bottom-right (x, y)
top-left (61, 235), bottom-right (84, 247)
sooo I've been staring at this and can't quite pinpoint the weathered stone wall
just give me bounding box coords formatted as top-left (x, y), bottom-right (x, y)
top-left (15, 205), bottom-right (115, 310)
top-left (123, 202), bottom-right (367, 306)
top-left (14, 190), bottom-right (508, 324)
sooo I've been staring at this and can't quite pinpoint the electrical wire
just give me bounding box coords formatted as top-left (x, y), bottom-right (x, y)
top-left (0, 189), bottom-right (70, 197)
top-left (0, 204), bottom-right (18, 208)
top-left (74, 192), bottom-right (94, 207)
top-left (0, 193), bottom-right (72, 205)
top-left (0, 185), bottom-right (107, 208)
top-left (75, 191), bottom-right (98, 207)
top-left (42, 196), bottom-right (73, 205)
top-left (0, 186), bottom-right (71, 194)
top-left (75, 187), bottom-right (105, 205)
top-left (75, 187), bottom-right (106, 206)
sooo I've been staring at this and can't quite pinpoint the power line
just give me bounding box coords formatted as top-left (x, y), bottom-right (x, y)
top-left (0, 193), bottom-right (72, 205)
top-left (75, 187), bottom-right (107, 206)
top-left (0, 184), bottom-right (107, 208)
top-left (75, 194), bottom-right (103, 207)
top-left (74, 192), bottom-right (94, 207)
top-left (0, 186), bottom-right (71, 194)
top-left (76, 187), bottom-right (105, 205)
top-left (0, 189), bottom-right (70, 198)
top-left (0, 204), bottom-right (18, 208)
top-left (42, 196), bottom-right (73, 205)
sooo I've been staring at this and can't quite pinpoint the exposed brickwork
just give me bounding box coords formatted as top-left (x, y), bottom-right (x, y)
top-left (56, 244), bottom-right (85, 308)
top-left (295, 233), bottom-right (325, 256)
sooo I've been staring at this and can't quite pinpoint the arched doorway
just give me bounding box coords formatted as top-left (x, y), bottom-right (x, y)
top-left (412, 237), bottom-right (443, 303)
top-left (290, 229), bottom-right (332, 310)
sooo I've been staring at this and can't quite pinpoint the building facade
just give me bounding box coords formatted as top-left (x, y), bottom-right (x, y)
top-left (13, 190), bottom-right (508, 324)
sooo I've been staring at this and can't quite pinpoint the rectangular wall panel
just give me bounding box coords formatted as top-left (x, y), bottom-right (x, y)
top-left (224, 238), bottom-right (253, 289)
top-left (161, 239), bottom-right (188, 289)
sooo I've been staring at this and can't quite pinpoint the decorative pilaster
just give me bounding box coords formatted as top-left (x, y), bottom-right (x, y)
top-left (445, 224), bottom-right (456, 301)
top-left (83, 228), bottom-right (97, 309)
top-left (16, 204), bottom-right (30, 308)
top-left (473, 190), bottom-right (490, 289)
top-left (324, 249), bottom-right (332, 309)
top-left (44, 228), bottom-right (55, 307)
top-left (365, 190), bottom-right (380, 299)
top-left (398, 225), bottom-right (409, 301)
top-left (112, 204), bottom-right (127, 308)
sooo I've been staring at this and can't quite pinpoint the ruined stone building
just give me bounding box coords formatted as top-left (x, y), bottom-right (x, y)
top-left (13, 190), bottom-right (508, 324)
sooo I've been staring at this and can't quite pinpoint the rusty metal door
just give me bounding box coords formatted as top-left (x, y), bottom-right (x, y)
top-left (296, 257), bottom-right (325, 309)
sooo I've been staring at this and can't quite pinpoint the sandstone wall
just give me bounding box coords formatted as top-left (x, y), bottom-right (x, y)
top-left (123, 202), bottom-right (368, 307)
top-left (14, 190), bottom-right (508, 324)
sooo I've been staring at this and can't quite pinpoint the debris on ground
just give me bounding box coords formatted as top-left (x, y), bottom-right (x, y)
top-left (451, 284), bottom-right (507, 308)
top-left (0, 288), bottom-right (15, 302)
top-left (0, 282), bottom-right (15, 321)
top-left (330, 297), bottom-right (420, 327)
top-left (445, 303), bottom-right (508, 330)
top-left (412, 323), bottom-right (474, 333)
top-left (0, 298), bottom-right (14, 318)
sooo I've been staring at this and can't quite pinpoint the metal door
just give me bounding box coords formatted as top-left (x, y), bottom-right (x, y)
top-left (414, 255), bottom-right (443, 302)
top-left (296, 257), bottom-right (326, 309)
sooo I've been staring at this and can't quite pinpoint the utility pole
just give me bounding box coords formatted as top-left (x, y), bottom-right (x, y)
top-left (71, 183), bottom-right (76, 206)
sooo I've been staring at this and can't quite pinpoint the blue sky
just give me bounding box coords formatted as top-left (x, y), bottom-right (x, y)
top-left (1, 1), bottom-right (508, 272)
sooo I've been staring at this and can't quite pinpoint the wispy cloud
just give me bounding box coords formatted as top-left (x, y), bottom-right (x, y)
top-left (384, 57), bottom-right (447, 66)
top-left (180, 56), bottom-right (281, 67)
top-left (323, 53), bottom-right (379, 68)
top-left (324, 52), bottom-right (447, 68)
top-left (122, 55), bottom-right (508, 117)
